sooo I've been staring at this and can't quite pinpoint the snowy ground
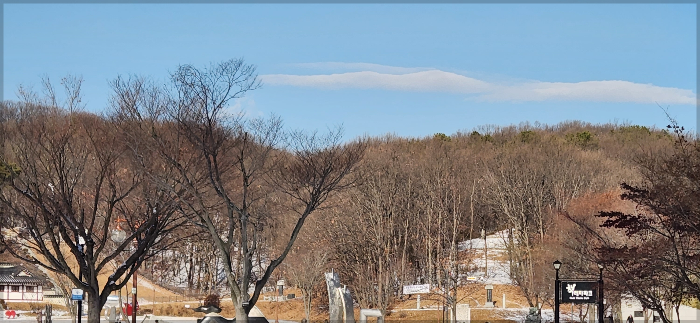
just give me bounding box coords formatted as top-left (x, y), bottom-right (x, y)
top-left (458, 230), bottom-right (511, 251)
top-left (459, 230), bottom-right (514, 285)
top-left (498, 308), bottom-right (582, 323)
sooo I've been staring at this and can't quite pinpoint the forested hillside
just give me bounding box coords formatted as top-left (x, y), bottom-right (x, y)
top-left (1, 67), bottom-right (696, 323)
top-left (297, 122), bottom-right (675, 314)
top-left (126, 119), bottom-right (678, 313)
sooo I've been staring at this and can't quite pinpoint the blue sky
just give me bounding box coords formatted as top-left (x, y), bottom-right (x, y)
top-left (4, 4), bottom-right (697, 140)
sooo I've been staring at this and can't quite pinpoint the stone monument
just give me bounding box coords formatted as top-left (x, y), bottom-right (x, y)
top-left (325, 271), bottom-right (355, 323)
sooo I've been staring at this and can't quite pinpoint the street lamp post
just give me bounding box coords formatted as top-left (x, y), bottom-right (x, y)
top-left (482, 229), bottom-right (487, 277)
top-left (77, 235), bottom-right (85, 323)
top-left (598, 263), bottom-right (604, 323)
top-left (131, 259), bottom-right (137, 323)
top-left (553, 260), bottom-right (561, 323)
top-left (111, 221), bottom-right (128, 323)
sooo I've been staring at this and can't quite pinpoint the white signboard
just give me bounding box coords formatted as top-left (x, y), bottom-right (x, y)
top-left (71, 288), bottom-right (84, 301)
top-left (403, 284), bottom-right (430, 295)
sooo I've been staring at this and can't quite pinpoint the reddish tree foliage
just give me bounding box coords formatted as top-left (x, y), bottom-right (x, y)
top-left (592, 124), bottom-right (700, 323)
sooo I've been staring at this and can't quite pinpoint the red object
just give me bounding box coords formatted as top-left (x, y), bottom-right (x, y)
top-left (5, 310), bottom-right (16, 319)
top-left (124, 302), bottom-right (140, 316)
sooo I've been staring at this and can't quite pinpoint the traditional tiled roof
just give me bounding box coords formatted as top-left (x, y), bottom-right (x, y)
top-left (0, 275), bottom-right (43, 284)
top-left (0, 263), bottom-right (45, 285)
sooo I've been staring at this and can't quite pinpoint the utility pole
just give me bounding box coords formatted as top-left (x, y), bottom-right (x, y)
top-left (77, 236), bottom-right (85, 323)
top-left (132, 271), bottom-right (137, 323)
top-left (598, 264), bottom-right (604, 323)
top-left (482, 229), bottom-right (487, 277)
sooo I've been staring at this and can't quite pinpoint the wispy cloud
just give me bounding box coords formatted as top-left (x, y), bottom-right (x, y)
top-left (262, 63), bottom-right (697, 105)
top-left (291, 62), bottom-right (430, 74)
top-left (223, 97), bottom-right (264, 119)
top-left (479, 80), bottom-right (697, 105)
top-left (263, 70), bottom-right (491, 93)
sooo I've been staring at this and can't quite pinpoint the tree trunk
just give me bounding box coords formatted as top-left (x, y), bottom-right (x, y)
top-left (187, 246), bottom-right (194, 290)
top-left (303, 291), bottom-right (312, 323)
top-left (66, 298), bottom-right (76, 323)
top-left (87, 295), bottom-right (103, 323)
top-left (235, 303), bottom-right (249, 323)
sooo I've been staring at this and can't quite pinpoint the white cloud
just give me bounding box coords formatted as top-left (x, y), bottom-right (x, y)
top-left (292, 62), bottom-right (430, 74)
top-left (479, 80), bottom-right (697, 105)
top-left (224, 97), bottom-right (264, 119)
top-left (262, 70), bottom-right (491, 93)
top-left (261, 64), bottom-right (697, 105)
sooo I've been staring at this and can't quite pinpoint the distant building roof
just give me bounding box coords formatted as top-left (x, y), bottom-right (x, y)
top-left (0, 263), bottom-right (45, 285)
top-left (0, 276), bottom-right (44, 284)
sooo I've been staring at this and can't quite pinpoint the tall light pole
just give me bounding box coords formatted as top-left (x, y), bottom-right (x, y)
top-left (77, 235), bottom-right (85, 323)
top-left (131, 249), bottom-right (137, 323)
top-left (553, 260), bottom-right (561, 323)
top-left (482, 229), bottom-right (487, 277)
top-left (598, 263), bottom-right (604, 323)
top-left (111, 220), bottom-right (127, 323)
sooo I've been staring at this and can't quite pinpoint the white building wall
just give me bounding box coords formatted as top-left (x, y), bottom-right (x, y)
top-left (7, 291), bottom-right (24, 300)
top-left (674, 305), bottom-right (699, 322)
top-left (621, 296), bottom-right (700, 323)
top-left (1, 285), bottom-right (44, 302)
top-left (621, 297), bottom-right (643, 323)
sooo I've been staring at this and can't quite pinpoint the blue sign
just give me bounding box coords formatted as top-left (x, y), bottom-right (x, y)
top-left (71, 288), bottom-right (84, 301)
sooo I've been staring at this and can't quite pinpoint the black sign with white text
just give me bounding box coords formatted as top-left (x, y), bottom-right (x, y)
top-left (560, 281), bottom-right (598, 304)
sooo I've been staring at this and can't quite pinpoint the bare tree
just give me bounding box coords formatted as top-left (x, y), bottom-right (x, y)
top-left (0, 81), bottom-right (185, 323)
top-left (111, 59), bottom-right (366, 323)
top-left (286, 244), bottom-right (329, 322)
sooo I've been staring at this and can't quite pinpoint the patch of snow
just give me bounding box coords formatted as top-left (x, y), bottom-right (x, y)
top-left (458, 230), bottom-right (512, 251)
top-left (138, 279), bottom-right (160, 292)
top-left (50, 310), bottom-right (68, 317)
top-left (459, 230), bottom-right (514, 285)
top-left (464, 257), bottom-right (513, 285)
top-left (499, 308), bottom-right (580, 323)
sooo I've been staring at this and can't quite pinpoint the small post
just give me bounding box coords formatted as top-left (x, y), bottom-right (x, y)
top-left (502, 293), bottom-right (506, 309)
top-left (417, 295), bottom-right (421, 310)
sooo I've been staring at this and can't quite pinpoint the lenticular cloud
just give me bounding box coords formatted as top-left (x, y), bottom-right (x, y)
top-left (261, 66), bottom-right (697, 105)
top-left (262, 70), bottom-right (491, 94)
top-left (478, 80), bottom-right (697, 105)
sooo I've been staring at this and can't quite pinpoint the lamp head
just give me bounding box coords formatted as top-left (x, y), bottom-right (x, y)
top-left (553, 260), bottom-right (562, 270)
top-left (597, 263), bottom-right (604, 270)
top-left (111, 226), bottom-right (127, 243)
